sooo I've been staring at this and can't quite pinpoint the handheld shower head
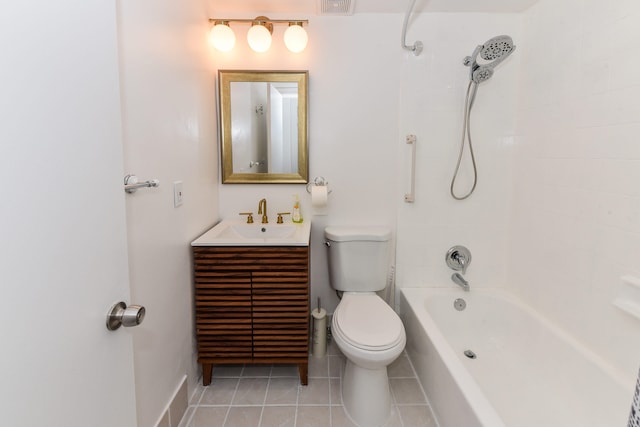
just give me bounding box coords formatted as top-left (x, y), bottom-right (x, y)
top-left (464, 35), bottom-right (515, 83)
top-left (452, 35), bottom-right (516, 200)
top-left (480, 35), bottom-right (514, 61)
top-left (472, 66), bottom-right (494, 84)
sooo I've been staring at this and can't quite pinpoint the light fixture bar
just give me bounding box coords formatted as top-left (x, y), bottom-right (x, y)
top-left (209, 18), bottom-right (309, 25)
top-left (209, 17), bottom-right (309, 53)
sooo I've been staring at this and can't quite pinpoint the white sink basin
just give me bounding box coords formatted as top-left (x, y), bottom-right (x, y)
top-left (192, 219), bottom-right (311, 247)
top-left (219, 224), bottom-right (297, 239)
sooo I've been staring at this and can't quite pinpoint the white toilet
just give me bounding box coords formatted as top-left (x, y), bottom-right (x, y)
top-left (325, 226), bottom-right (406, 427)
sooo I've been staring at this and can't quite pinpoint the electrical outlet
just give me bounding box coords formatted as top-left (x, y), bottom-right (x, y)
top-left (173, 181), bottom-right (183, 207)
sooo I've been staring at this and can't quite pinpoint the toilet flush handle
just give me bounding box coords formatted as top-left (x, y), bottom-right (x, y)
top-left (325, 241), bottom-right (331, 247)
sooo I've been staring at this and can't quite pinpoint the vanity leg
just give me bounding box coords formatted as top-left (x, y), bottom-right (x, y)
top-left (298, 362), bottom-right (308, 386)
top-left (202, 363), bottom-right (213, 386)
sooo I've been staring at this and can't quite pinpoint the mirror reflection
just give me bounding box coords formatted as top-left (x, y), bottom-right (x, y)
top-left (219, 70), bottom-right (308, 183)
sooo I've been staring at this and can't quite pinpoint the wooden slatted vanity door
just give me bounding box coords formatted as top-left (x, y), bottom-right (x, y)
top-left (193, 270), bottom-right (253, 361)
top-left (252, 269), bottom-right (309, 361)
top-left (193, 246), bottom-right (310, 366)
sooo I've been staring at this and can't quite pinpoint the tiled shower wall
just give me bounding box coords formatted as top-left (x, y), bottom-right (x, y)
top-left (396, 1), bottom-right (640, 388)
top-left (396, 13), bottom-right (523, 289)
top-left (510, 0), bottom-right (640, 383)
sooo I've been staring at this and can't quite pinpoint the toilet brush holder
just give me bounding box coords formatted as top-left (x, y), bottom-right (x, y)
top-left (311, 298), bottom-right (327, 358)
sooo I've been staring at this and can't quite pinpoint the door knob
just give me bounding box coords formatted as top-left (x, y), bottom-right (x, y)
top-left (106, 302), bottom-right (146, 331)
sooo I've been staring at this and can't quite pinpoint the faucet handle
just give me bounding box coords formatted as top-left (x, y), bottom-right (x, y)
top-left (458, 256), bottom-right (468, 275)
top-left (446, 245), bottom-right (472, 275)
top-left (239, 212), bottom-right (254, 224)
top-left (276, 212), bottom-right (291, 224)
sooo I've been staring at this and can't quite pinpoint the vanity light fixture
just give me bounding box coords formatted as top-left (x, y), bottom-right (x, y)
top-left (208, 17), bottom-right (308, 53)
top-left (247, 17), bottom-right (273, 53)
top-left (209, 21), bottom-right (236, 52)
top-left (284, 22), bottom-right (308, 53)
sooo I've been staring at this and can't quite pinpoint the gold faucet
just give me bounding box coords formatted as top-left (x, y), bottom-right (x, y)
top-left (258, 198), bottom-right (268, 223)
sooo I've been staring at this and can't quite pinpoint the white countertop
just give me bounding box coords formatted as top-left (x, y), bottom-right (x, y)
top-left (191, 219), bottom-right (311, 247)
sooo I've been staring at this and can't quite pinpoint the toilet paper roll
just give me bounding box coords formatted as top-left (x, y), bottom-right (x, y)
top-left (311, 186), bottom-right (328, 216)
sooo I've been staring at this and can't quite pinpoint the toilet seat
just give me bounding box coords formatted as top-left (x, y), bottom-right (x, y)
top-left (333, 294), bottom-right (404, 351)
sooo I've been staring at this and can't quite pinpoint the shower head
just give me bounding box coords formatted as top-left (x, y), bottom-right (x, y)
top-left (464, 35), bottom-right (515, 83)
top-left (472, 66), bottom-right (494, 84)
top-left (480, 35), bottom-right (514, 61)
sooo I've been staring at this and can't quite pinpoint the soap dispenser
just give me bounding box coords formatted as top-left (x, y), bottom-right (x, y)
top-left (292, 194), bottom-right (303, 223)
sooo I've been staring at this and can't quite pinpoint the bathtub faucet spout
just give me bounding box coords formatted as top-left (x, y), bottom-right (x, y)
top-left (451, 273), bottom-right (470, 291)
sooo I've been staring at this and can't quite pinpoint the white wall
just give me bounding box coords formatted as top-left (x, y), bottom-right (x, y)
top-left (214, 13), bottom-right (522, 314)
top-left (394, 1), bottom-right (640, 389)
top-left (510, 0), bottom-right (640, 385)
top-left (114, 2), bottom-right (640, 422)
top-left (214, 15), bottom-right (404, 314)
top-left (395, 13), bottom-right (523, 290)
top-left (117, 0), bottom-right (219, 425)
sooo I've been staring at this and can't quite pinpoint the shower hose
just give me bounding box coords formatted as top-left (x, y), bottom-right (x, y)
top-left (450, 81), bottom-right (479, 200)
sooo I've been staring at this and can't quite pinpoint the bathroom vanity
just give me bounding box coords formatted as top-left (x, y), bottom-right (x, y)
top-left (191, 220), bottom-right (311, 385)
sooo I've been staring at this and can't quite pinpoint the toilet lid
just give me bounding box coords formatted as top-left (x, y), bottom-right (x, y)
top-left (334, 294), bottom-right (405, 351)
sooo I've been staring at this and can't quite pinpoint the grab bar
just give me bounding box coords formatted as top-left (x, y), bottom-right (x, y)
top-left (404, 134), bottom-right (416, 203)
top-left (124, 174), bottom-right (160, 194)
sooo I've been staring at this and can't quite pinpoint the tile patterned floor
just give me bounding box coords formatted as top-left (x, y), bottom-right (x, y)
top-left (178, 341), bottom-right (439, 427)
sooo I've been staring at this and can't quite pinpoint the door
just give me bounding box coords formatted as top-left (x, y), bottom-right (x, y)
top-left (0, 1), bottom-right (137, 426)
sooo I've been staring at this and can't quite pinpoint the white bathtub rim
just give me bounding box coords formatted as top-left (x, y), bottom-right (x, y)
top-left (402, 286), bottom-right (632, 391)
top-left (401, 288), bottom-right (506, 427)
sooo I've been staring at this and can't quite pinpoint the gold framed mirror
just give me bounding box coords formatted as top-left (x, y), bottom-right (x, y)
top-left (218, 70), bottom-right (308, 183)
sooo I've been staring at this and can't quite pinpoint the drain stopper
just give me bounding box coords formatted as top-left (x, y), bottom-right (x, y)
top-left (464, 349), bottom-right (477, 359)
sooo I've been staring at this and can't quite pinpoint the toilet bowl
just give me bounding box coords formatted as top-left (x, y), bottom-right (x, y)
top-left (324, 226), bottom-right (406, 426)
top-left (332, 293), bottom-right (406, 427)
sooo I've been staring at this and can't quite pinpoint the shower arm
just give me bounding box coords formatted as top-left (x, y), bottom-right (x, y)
top-left (401, 0), bottom-right (423, 56)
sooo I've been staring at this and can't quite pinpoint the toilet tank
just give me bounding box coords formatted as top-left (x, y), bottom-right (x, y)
top-left (324, 226), bottom-right (391, 292)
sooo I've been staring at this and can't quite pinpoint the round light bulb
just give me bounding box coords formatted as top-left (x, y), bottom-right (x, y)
top-left (284, 24), bottom-right (308, 53)
top-left (247, 24), bottom-right (272, 53)
top-left (209, 23), bottom-right (235, 52)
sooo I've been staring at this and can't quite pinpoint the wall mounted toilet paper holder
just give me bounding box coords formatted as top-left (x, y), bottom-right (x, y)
top-left (306, 176), bottom-right (332, 194)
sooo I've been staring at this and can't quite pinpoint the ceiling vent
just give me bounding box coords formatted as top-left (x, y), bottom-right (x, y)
top-left (317, 0), bottom-right (355, 15)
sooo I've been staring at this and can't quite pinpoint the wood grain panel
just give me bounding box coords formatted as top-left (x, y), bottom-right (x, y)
top-left (192, 245), bottom-right (310, 385)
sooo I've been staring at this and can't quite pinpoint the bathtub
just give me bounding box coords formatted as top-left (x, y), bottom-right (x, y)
top-left (400, 287), bottom-right (632, 427)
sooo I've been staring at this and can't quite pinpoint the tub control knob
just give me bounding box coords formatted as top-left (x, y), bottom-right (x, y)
top-left (446, 245), bottom-right (472, 275)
